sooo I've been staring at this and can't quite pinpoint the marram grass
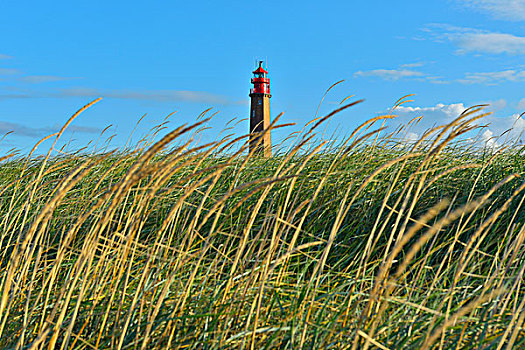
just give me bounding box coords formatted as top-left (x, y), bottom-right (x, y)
top-left (0, 98), bottom-right (525, 349)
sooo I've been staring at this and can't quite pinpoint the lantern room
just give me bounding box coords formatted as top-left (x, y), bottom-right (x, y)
top-left (250, 61), bottom-right (271, 95)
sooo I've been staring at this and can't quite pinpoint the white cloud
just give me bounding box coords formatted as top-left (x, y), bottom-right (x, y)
top-left (355, 63), bottom-right (450, 83)
top-left (394, 102), bottom-right (509, 123)
top-left (0, 120), bottom-right (101, 138)
top-left (456, 32), bottom-right (525, 55)
top-left (0, 68), bottom-right (20, 75)
top-left (481, 129), bottom-right (499, 149)
top-left (486, 99), bottom-right (507, 112)
top-left (481, 113), bottom-right (525, 146)
top-left (387, 103), bottom-right (466, 141)
top-left (395, 103), bottom-right (466, 120)
top-left (389, 102), bottom-right (525, 148)
top-left (425, 76), bottom-right (450, 84)
top-left (61, 88), bottom-right (232, 104)
top-left (0, 87), bottom-right (236, 105)
top-left (426, 24), bottom-right (525, 55)
top-left (403, 132), bottom-right (419, 143)
top-left (400, 63), bottom-right (425, 68)
top-left (0, 54), bottom-right (12, 60)
top-left (460, 0), bottom-right (525, 21)
top-left (518, 98), bottom-right (525, 110)
top-left (19, 75), bottom-right (79, 84)
top-left (458, 70), bottom-right (525, 84)
top-left (354, 69), bottom-right (424, 81)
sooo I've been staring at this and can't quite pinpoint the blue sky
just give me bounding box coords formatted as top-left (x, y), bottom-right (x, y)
top-left (1, 0), bottom-right (525, 152)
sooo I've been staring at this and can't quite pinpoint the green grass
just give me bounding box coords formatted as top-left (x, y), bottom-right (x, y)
top-left (1, 98), bottom-right (525, 349)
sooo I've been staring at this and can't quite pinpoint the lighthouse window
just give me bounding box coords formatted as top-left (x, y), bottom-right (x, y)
top-left (258, 100), bottom-right (262, 105)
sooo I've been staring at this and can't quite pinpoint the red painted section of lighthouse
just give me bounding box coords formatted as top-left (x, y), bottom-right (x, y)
top-left (250, 63), bottom-right (271, 95)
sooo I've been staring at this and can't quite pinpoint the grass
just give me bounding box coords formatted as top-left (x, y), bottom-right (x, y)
top-left (1, 97), bottom-right (525, 349)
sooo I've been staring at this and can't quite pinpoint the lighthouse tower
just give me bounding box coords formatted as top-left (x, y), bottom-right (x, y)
top-left (249, 61), bottom-right (272, 157)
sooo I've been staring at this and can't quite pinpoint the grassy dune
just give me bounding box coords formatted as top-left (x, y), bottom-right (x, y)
top-left (1, 98), bottom-right (525, 349)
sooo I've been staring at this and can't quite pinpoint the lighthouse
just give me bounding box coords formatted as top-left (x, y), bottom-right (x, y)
top-left (249, 61), bottom-right (272, 157)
